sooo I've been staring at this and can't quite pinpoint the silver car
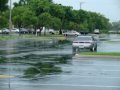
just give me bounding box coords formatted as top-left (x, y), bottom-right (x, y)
top-left (72, 35), bottom-right (97, 52)
top-left (63, 30), bottom-right (80, 36)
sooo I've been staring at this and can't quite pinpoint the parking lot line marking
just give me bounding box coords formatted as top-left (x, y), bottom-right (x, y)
top-left (0, 75), bottom-right (15, 78)
top-left (73, 64), bottom-right (120, 67)
top-left (1, 83), bottom-right (120, 88)
top-left (43, 74), bottom-right (120, 79)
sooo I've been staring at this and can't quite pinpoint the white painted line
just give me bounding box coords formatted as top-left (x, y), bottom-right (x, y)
top-left (1, 83), bottom-right (120, 88)
top-left (44, 75), bottom-right (120, 79)
top-left (63, 67), bottom-right (120, 72)
top-left (73, 55), bottom-right (120, 59)
top-left (75, 64), bottom-right (120, 67)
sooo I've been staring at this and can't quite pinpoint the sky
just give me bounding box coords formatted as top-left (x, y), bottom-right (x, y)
top-left (10, 0), bottom-right (120, 22)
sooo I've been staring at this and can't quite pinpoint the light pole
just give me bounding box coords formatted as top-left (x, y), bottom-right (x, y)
top-left (9, 0), bottom-right (12, 89)
top-left (9, 0), bottom-right (12, 33)
top-left (80, 2), bottom-right (85, 10)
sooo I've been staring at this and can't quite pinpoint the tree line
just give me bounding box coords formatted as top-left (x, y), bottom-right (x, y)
top-left (111, 21), bottom-right (120, 30)
top-left (0, 0), bottom-right (110, 34)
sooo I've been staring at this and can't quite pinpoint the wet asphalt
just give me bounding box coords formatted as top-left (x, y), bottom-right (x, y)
top-left (0, 34), bottom-right (120, 90)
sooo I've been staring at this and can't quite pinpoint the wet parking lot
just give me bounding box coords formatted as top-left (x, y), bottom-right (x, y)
top-left (0, 34), bottom-right (120, 90)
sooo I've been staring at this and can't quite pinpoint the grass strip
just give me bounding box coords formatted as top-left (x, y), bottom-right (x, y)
top-left (0, 35), bottom-right (65, 41)
top-left (80, 52), bottom-right (120, 56)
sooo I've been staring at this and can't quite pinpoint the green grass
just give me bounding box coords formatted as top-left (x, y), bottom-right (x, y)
top-left (80, 52), bottom-right (120, 56)
top-left (0, 35), bottom-right (65, 41)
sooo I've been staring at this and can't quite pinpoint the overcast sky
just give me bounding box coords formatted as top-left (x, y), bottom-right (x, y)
top-left (11, 0), bottom-right (120, 22)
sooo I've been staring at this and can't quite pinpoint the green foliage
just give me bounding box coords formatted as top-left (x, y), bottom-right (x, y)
top-left (24, 67), bottom-right (40, 77)
top-left (24, 62), bottom-right (62, 77)
top-left (0, 0), bottom-right (8, 12)
top-left (0, 15), bottom-right (8, 29)
top-left (80, 52), bottom-right (120, 56)
top-left (0, 0), bottom-right (110, 33)
top-left (12, 6), bottom-right (37, 29)
top-left (111, 21), bottom-right (120, 30)
top-left (0, 35), bottom-right (65, 41)
top-left (38, 12), bottom-right (52, 28)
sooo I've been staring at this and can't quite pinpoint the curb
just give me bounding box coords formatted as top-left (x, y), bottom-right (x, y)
top-left (73, 54), bottom-right (120, 59)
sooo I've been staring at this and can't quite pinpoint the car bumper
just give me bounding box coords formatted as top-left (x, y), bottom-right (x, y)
top-left (72, 44), bottom-right (93, 49)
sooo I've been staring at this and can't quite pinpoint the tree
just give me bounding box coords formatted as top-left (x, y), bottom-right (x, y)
top-left (50, 17), bottom-right (62, 30)
top-left (111, 21), bottom-right (120, 30)
top-left (0, 15), bottom-right (8, 29)
top-left (38, 12), bottom-right (52, 35)
top-left (12, 6), bottom-right (37, 35)
top-left (0, 0), bottom-right (8, 12)
top-left (12, 0), bottom-right (110, 34)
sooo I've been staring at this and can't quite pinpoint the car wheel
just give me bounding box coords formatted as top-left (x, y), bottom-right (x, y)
top-left (94, 46), bottom-right (97, 52)
top-left (90, 47), bottom-right (94, 52)
top-left (72, 47), bottom-right (76, 52)
top-left (75, 34), bottom-right (77, 36)
top-left (72, 47), bottom-right (80, 53)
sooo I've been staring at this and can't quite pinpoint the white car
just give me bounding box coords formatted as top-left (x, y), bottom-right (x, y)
top-left (94, 29), bottom-right (100, 34)
top-left (63, 31), bottom-right (80, 36)
top-left (37, 29), bottom-right (55, 34)
top-left (11, 28), bottom-right (19, 33)
top-left (0, 30), bottom-right (2, 34)
top-left (2, 28), bottom-right (10, 34)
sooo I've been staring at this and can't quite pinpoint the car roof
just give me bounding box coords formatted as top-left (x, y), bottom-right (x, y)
top-left (77, 35), bottom-right (93, 38)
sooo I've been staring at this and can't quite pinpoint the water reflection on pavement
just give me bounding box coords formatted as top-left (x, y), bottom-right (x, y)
top-left (0, 34), bottom-right (120, 90)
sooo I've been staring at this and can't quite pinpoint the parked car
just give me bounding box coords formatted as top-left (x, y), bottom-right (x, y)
top-left (94, 29), bottom-right (100, 34)
top-left (37, 29), bottom-right (55, 34)
top-left (72, 35), bottom-right (97, 52)
top-left (63, 30), bottom-right (80, 36)
top-left (48, 29), bottom-right (55, 34)
top-left (2, 28), bottom-right (10, 34)
top-left (80, 31), bottom-right (89, 35)
top-left (19, 28), bottom-right (29, 34)
top-left (11, 28), bottom-right (19, 33)
top-left (0, 29), bottom-right (2, 34)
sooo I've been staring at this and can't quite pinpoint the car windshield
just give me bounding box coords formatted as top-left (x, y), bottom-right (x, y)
top-left (75, 36), bottom-right (92, 41)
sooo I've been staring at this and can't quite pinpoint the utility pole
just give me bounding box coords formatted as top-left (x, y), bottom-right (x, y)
top-left (9, 0), bottom-right (12, 33)
top-left (80, 2), bottom-right (85, 10)
top-left (9, 0), bottom-right (12, 89)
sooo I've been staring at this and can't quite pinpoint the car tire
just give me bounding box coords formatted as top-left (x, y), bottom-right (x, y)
top-left (72, 47), bottom-right (80, 53)
top-left (75, 34), bottom-right (78, 36)
top-left (90, 47), bottom-right (94, 52)
top-left (94, 46), bottom-right (97, 52)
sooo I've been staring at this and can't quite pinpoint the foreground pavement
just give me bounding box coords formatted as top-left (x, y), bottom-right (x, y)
top-left (1, 56), bottom-right (120, 90)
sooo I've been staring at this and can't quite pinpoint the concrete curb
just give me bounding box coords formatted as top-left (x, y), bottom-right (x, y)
top-left (73, 54), bottom-right (120, 59)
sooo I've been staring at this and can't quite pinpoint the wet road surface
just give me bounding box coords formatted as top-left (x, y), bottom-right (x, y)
top-left (0, 34), bottom-right (120, 90)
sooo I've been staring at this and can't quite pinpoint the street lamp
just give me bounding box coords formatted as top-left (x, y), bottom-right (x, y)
top-left (9, 0), bottom-right (12, 33)
top-left (80, 2), bottom-right (85, 10)
top-left (9, 0), bottom-right (12, 89)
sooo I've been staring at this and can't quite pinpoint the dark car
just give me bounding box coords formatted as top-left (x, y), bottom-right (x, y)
top-left (19, 28), bottom-right (29, 34)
